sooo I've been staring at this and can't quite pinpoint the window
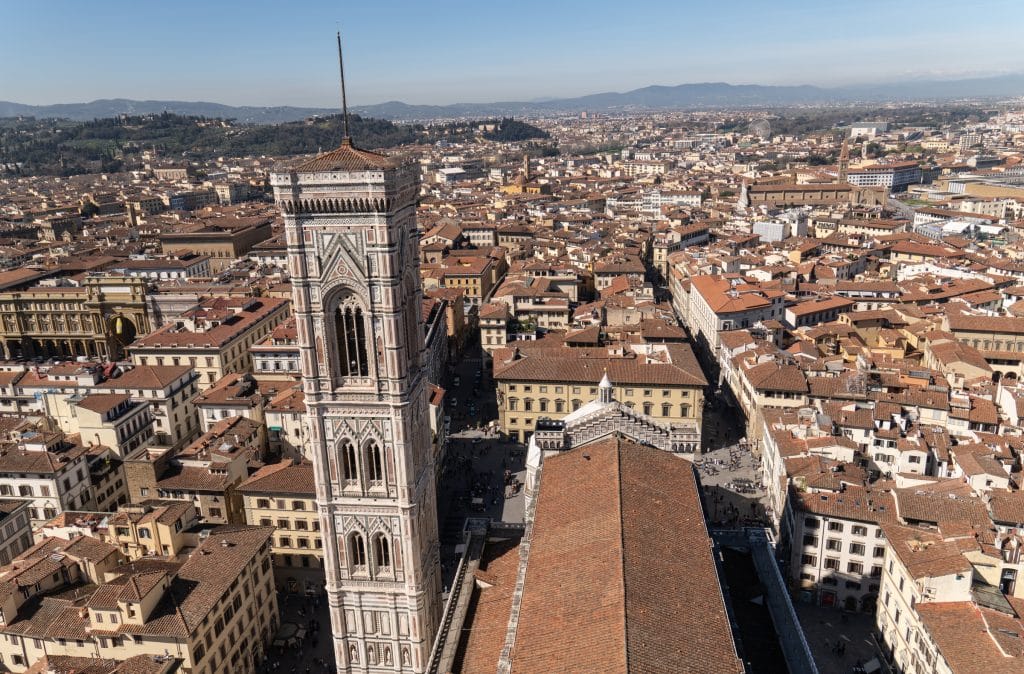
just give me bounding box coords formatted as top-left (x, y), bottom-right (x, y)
top-left (643, 403), bottom-right (652, 416)
top-left (828, 521), bottom-right (844, 532)
top-left (279, 537), bottom-right (291, 548)
top-left (825, 557), bottom-right (840, 570)
top-left (138, 528), bottom-right (151, 539)
top-left (334, 302), bottom-right (369, 377)
top-left (801, 554), bottom-right (817, 567)
top-left (874, 546), bottom-right (886, 558)
top-left (341, 442), bottom-right (358, 483)
top-left (350, 533), bottom-right (367, 568)
top-left (851, 525), bottom-right (868, 537)
top-left (277, 519), bottom-right (290, 529)
top-left (849, 543), bottom-right (866, 556)
top-left (847, 562), bottom-right (864, 575)
top-left (826, 539), bottom-right (842, 551)
top-left (804, 517), bottom-right (820, 529)
top-left (374, 535), bottom-right (391, 569)
top-left (257, 498), bottom-right (270, 508)
top-left (292, 501), bottom-right (305, 511)
top-left (366, 443), bottom-right (384, 485)
top-left (803, 535), bottom-right (818, 547)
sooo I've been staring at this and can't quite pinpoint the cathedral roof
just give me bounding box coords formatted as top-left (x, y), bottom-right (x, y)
top-left (508, 436), bottom-right (743, 673)
top-left (290, 137), bottom-right (399, 172)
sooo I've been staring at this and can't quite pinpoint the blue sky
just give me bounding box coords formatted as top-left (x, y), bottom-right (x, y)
top-left (3, 0), bottom-right (1022, 106)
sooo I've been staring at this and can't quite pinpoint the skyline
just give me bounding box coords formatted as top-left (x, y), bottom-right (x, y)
top-left (3, 0), bottom-right (1024, 108)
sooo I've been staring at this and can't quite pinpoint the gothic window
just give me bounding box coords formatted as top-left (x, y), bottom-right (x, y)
top-left (334, 299), bottom-right (369, 378)
top-left (374, 535), bottom-right (391, 569)
top-left (341, 442), bottom-right (358, 483)
top-left (366, 442), bottom-right (384, 485)
top-left (350, 533), bottom-right (367, 568)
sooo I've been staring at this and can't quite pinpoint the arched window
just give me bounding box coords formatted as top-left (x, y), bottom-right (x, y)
top-left (350, 533), bottom-right (367, 568)
top-left (366, 442), bottom-right (384, 485)
top-left (334, 301), bottom-right (369, 377)
top-left (341, 442), bottom-right (358, 483)
top-left (374, 535), bottom-right (391, 569)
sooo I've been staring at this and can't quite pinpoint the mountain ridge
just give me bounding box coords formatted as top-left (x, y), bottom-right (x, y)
top-left (2, 73), bottom-right (1021, 123)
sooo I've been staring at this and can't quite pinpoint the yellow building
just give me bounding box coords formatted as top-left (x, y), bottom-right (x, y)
top-left (130, 297), bottom-right (290, 389)
top-left (0, 525), bottom-right (277, 674)
top-left (0, 276), bottom-right (149, 360)
top-left (238, 460), bottom-right (322, 593)
top-left (493, 343), bottom-right (707, 442)
top-left (104, 500), bottom-right (198, 559)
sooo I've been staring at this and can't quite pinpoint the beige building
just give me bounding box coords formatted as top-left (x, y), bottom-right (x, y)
top-left (0, 276), bottom-right (150, 360)
top-left (238, 460), bottom-right (322, 592)
top-left (159, 217), bottom-right (273, 273)
top-left (0, 525), bottom-right (277, 674)
top-left (493, 342), bottom-right (706, 443)
top-left (104, 500), bottom-right (198, 559)
top-left (130, 297), bottom-right (290, 388)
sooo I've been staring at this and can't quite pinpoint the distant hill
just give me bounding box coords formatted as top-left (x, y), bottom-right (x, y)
top-left (0, 99), bottom-right (335, 124)
top-left (3, 73), bottom-right (1022, 123)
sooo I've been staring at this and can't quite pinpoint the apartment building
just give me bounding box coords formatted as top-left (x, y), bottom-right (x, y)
top-left (249, 318), bottom-right (301, 382)
top-left (130, 297), bottom-right (290, 388)
top-left (237, 460), bottom-right (323, 593)
top-left (97, 365), bottom-right (201, 450)
top-left (103, 500), bottom-right (198, 559)
top-left (493, 342), bottom-right (706, 443)
top-left (845, 162), bottom-right (922, 192)
top-left (0, 431), bottom-right (95, 525)
top-left (684, 275), bottom-right (785, 353)
top-left (0, 500), bottom-right (33, 567)
top-left (0, 525), bottom-right (278, 674)
top-left (159, 217), bottom-right (272, 273)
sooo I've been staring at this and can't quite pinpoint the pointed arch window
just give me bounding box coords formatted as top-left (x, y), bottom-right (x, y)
top-left (334, 302), bottom-right (369, 377)
top-left (374, 535), bottom-right (391, 569)
top-left (366, 442), bottom-right (384, 485)
top-left (341, 441), bottom-right (358, 483)
top-left (350, 533), bottom-right (367, 568)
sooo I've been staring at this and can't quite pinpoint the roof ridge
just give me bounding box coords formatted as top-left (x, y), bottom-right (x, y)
top-left (614, 434), bottom-right (630, 673)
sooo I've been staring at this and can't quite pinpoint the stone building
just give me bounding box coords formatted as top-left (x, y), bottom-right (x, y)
top-left (0, 276), bottom-right (150, 360)
top-left (271, 136), bottom-right (442, 672)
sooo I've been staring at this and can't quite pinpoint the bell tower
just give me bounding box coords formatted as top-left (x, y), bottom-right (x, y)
top-left (270, 33), bottom-right (441, 673)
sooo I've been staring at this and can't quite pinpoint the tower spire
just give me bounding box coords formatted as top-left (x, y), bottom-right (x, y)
top-left (336, 30), bottom-right (351, 141)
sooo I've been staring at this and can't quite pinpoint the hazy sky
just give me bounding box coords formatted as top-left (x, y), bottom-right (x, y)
top-left (3, 0), bottom-right (1023, 107)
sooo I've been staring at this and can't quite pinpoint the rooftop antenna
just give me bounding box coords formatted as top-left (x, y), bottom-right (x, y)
top-left (336, 30), bottom-right (351, 141)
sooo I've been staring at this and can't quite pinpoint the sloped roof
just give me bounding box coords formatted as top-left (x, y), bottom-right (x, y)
top-left (509, 436), bottom-right (743, 673)
top-left (290, 138), bottom-right (398, 172)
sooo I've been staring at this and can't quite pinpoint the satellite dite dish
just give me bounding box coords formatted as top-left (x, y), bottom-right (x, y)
top-left (749, 119), bottom-right (771, 139)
